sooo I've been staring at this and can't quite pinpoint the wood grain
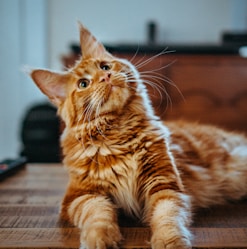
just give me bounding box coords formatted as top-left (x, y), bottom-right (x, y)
top-left (0, 164), bottom-right (246, 248)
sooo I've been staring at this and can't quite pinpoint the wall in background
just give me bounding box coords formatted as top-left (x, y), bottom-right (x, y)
top-left (0, 0), bottom-right (247, 160)
top-left (0, 0), bottom-right (47, 159)
top-left (48, 0), bottom-right (247, 70)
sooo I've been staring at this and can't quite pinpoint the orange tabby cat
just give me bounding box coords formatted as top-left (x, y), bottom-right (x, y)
top-left (30, 23), bottom-right (247, 249)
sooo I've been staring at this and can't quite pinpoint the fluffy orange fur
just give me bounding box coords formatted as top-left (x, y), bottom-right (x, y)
top-left (30, 23), bottom-right (247, 249)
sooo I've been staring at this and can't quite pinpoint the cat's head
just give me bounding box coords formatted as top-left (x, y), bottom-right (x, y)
top-left (30, 23), bottom-right (151, 127)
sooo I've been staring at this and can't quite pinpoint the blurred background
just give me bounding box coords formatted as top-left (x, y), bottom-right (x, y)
top-left (0, 0), bottom-right (247, 160)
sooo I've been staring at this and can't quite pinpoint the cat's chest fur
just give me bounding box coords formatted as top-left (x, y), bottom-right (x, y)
top-left (62, 117), bottom-right (169, 217)
top-left (64, 129), bottom-right (150, 217)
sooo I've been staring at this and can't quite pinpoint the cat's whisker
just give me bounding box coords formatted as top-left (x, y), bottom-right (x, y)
top-left (125, 68), bottom-right (174, 112)
top-left (128, 55), bottom-right (149, 72)
top-left (75, 112), bottom-right (85, 141)
top-left (84, 110), bottom-right (98, 157)
top-left (132, 52), bottom-right (185, 105)
top-left (142, 79), bottom-right (172, 113)
top-left (134, 48), bottom-right (175, 70)
top-left (82, 105), bottom-right (90, 124)
top-left (75, 101), bottom-right (92, 138)
top-left (83, 94), bottom-right (110, 142)
top-left (95, 101), bottom-right (106, 137)
top-left (74, 107), bottom-right (94, 163)
top-left (127, 45), bottom-right (140, 64)
top-left (142, 59), bottom-right (177, 73)
top-left (139, 70), bottom-right (185, 104)
top-left (126, 84), bottom-right (137, 92)
top-left (82, 103), bottom-right (96, 146)
top-left (139, 70), bottom-right (174, 87)
top-left (139, 74), bottom-right (170, 90)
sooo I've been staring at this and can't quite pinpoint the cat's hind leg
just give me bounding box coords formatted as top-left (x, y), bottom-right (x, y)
top-left (223, 143), bottom-right (247, 201)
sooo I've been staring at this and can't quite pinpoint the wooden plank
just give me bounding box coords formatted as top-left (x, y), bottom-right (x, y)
top-left (191, 227), bottom-right (247, 248)
top-left (0, 228), bottom-right (80, 249)
top-left (0, 205), bottom-right (59, 217)
top-left (0, 227), bottom-right (247, 249)
top-left (0, 164), bottom-right (247, 249)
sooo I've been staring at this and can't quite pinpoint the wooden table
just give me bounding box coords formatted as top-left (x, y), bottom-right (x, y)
top-left (0, 163), bottom-right (246, 249)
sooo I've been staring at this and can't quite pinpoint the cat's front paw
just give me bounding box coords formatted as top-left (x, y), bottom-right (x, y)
top-left (151, 234), bottom-right (192, 249)
top-left (80, 223), bottom-right (122, 249)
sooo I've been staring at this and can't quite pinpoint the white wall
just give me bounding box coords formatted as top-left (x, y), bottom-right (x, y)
top-left (48, 0), bottom-right (247, 70)
top-left (0, 0), bottom-right (247, 160)
top-left (0, 0), bottom-right (47, 159)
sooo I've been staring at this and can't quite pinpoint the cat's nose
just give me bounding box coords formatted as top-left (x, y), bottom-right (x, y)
top-left (99, 73), bottom-right (111, 83)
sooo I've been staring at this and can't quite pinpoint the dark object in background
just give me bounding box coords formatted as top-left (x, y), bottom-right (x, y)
top-left (0, 157), bottom-right (27, 180)
top-left (147, 21), bottom-right (157, 44)
top-left (20, 102), bottom-right (61, 162)
top-left (222, 31), bottom-right (247, 45)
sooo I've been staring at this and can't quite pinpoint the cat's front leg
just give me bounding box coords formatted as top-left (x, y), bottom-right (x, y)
top-left (64, 194), bottom-right (122, 249)
top-left (145, 190), bottom-right (192, 249)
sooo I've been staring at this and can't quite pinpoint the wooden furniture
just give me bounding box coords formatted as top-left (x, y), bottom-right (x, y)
top-left (114, 53), bottom-right (247, 132)
top-left (0, 163), bottom-right (247, 248)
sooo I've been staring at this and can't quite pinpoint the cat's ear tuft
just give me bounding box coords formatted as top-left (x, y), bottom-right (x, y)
top-left (78, 22), bottom-right (113, 60)
top-left (30, 69), bottom-right (69, 106)
top-left (21, 65), bottom-right (33, 75)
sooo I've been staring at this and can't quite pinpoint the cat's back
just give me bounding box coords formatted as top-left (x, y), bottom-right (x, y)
top-left (165, 120), bottom-right (247, 207)
top-left (166, 120), bottom-right (247, 154)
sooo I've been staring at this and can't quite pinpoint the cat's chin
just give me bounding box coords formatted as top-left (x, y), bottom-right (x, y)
top-left (96, 87), bottom-right (130, 117)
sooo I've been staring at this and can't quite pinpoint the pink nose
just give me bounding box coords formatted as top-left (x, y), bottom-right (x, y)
top-left (99, 73), bottom-right (111, 83)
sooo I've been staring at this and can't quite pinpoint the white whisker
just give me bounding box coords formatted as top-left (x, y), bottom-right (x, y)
top-left (134, 48), bottom-right (175, 70)
top-left (128, 45), bottom-right (140, 64)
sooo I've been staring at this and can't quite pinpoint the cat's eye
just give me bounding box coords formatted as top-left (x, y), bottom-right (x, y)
top-left (100, 62), bottom-right (111, 71)
top-left (78, 79), bottom-right (90, 89)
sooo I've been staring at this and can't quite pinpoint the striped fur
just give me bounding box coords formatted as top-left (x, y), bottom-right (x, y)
top-left (30, 23), bottom-right (247, 249)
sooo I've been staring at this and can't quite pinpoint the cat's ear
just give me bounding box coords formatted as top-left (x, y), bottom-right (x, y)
top-left (31, 69), bottom-right (69, 106)
top-left (78, 22), bottom-right (113, 59)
